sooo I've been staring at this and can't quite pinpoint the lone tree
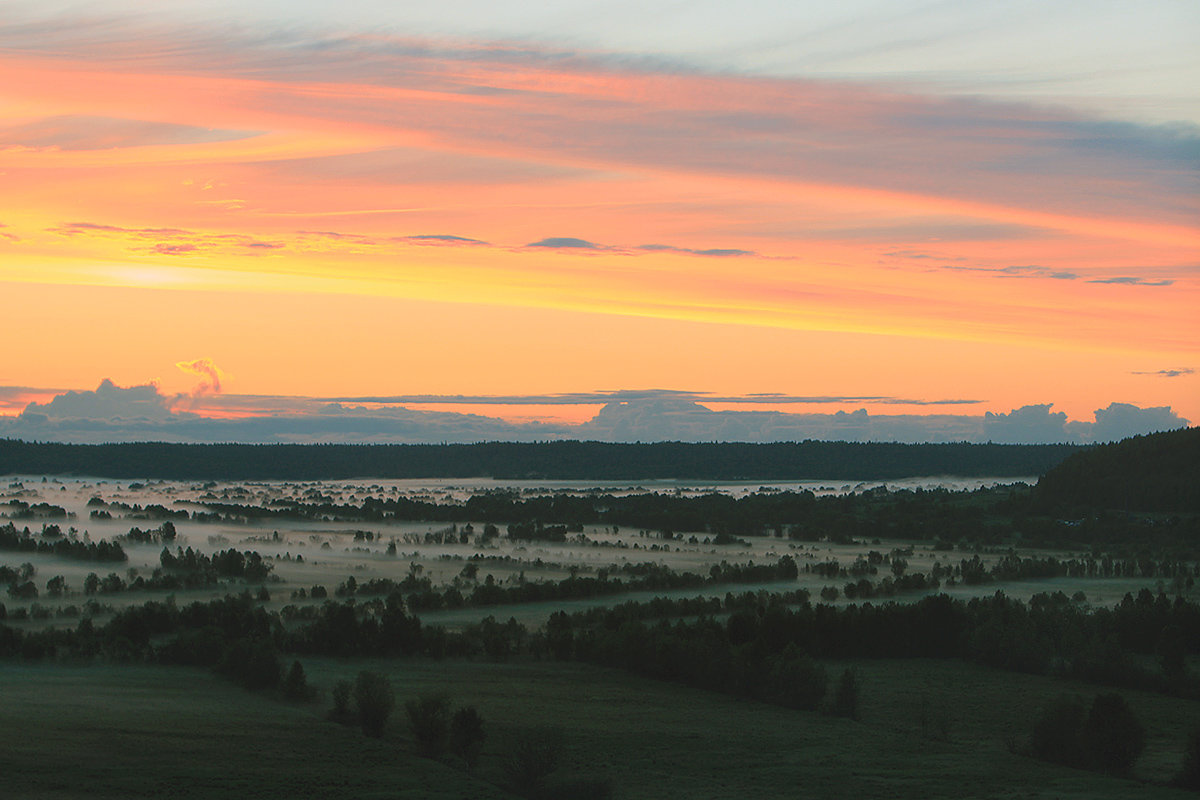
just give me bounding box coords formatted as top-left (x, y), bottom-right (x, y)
top-left (450, 706), bottom-right (487, 769)
top-left (281, 660), bottom-right (312, 702)
top-left (405, 693), bottom-right (450, 759)
top-left (354, 671), bottom-right (395, 738)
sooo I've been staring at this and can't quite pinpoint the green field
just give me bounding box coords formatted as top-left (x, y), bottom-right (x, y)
top-left (0, 663), bottom-right (509, 800)
top-left (4, 656), bottom-right (1196, 799)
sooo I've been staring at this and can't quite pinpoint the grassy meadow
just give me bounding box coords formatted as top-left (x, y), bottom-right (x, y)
top-left (4, 656), bottom-right (1198, 799)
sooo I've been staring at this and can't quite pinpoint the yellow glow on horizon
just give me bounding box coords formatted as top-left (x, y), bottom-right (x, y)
top-left (2, 37), bottom-right (1196, 432)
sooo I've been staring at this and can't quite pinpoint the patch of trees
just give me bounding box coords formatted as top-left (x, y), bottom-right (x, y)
top-left (540, 589), bottom-right (1200, 702)
top-left (95, 500), bottom-right (189, 521)
top-left (0, 522), bottom-right (126, 562)
top-left (3, 500), bottom-right (70, 519)
top-left (118, 521), bottom-right (178, 545)
top-left (0, 438), bottom-right (1080, 481)
top-left (330, 556), bottom-right (799, 613)
top-left (159, 546), bottom-right (273, 583)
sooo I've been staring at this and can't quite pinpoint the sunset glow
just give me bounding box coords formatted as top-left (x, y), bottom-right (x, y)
top-left (1, 2), bottom-right (1196, 442)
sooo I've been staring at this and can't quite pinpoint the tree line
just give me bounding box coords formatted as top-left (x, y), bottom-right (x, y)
top-left (0, 438), bottom-right (1080, 481)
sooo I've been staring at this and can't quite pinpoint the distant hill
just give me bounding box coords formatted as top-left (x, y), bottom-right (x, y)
top-left (0, 438), bottom-right (1080, 481)
top-left (1035, 426), bottom-right (1199, 512)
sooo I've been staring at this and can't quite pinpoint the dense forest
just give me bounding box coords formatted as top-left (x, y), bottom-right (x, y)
top-left (0, 439), bottom-right (1081, 480)
top-left (1035, 426), bottom-right (1200, 512)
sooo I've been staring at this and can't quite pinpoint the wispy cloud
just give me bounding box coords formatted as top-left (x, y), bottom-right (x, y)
top-left (526, 237), bottom-right (605, 250)
top-left (315, 389), bottom-right (982, 406)
top-left (0, 114), bottom-right (254, 151)
top-left (50, 222), bottom-right (284, 255)
top-left (637, 244), bottom-right (756, 257)
top-left (1088, 276), bottom-right (1175, 287)
top-left (1132, 368), bottom-right (1194, 378)
top-left (403, 234), bottom-right (490, 246)
top-left (940, 264), bottom-right (1081, 280)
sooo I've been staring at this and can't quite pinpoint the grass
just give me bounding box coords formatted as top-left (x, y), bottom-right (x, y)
top-left (2, 652), bottom-right (1197, 799)
top-left (0, 662), bottom-right (511, 800)
top-left (301, 656), bottom-right (1199, 799)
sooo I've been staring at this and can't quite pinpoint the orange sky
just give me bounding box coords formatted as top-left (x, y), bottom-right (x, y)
top-left (1, 21), bottom-right (1196, 429)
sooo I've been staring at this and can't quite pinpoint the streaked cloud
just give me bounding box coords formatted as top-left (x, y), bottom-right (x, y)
top-left (638, 244), bottom-right (756, 257)
top-left (1132, 368), bottom-right (1194, 378)
top-left (1087, 276), bottom-right (1175, 287)
top-left (317, 389), bottom-right (983, 406)
top-left (0, 114), bottom-right (254, 151)
top-left (526, 237), bottom-right (604, 250)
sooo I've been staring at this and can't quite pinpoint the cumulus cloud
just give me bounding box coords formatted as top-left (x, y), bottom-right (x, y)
top-left (1087, 402), bottom-right (1188, 443)
top-left (0, 383), bottom-right (1189, 446)
top-left (19, 379), bottom-right (175, 423)
top-left (983, 404), bottom-right (1069, 444)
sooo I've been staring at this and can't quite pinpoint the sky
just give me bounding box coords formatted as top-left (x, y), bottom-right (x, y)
top-left (0, 1), bottom-right (1196, 444)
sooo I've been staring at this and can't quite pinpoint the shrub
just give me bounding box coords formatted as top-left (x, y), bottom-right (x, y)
top-left (1027, 693), bottom-right (1145, 775)
top-left (449, 706), bottom-right (486, 769)
top-left (1084, 693), bottom-right (1145, 775)
top-left (331, 680), bottom-right (352, 716)
top-left (502, 727), bottom-right (562, 798)
top-left (768, 645), bottom-right (826, 711)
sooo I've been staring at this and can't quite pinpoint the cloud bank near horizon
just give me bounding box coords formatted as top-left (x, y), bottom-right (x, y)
top-left (1, 381), bottom-right (1188, 447)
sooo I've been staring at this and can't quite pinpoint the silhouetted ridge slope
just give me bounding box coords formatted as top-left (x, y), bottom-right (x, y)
top-left (0, 439), bottom-right (1079, 480)
top-left (1035, 426), bottom-right (1199, 512)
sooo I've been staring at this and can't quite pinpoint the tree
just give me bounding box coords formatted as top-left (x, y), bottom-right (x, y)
top-left (354, 671), bottom-right (394, 738)
top-left (405, 693), bottom-right (450, 758)
top-left (331, 679), bottom-right (352, 717)
top-left (1028, 695), bottom-right (1086, 768)
top-left (45, 575), bottom-right (66, 597)
top-left (768, 645), bottom-right (826, 711)
top-left (450, 706), bottom-right (486, 769)
top-left (281, 660), bottom-right (312, 702)
top-left (1084, 693), bottom-right (1145, 775)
